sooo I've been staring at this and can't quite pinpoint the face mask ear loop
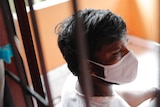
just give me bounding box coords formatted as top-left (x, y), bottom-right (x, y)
top-left (87, 60), bottom-right (105, 68)
top-left (91, 73), bottom-right (106, 80)
top-left (87, 60), bottom-right (106, 79)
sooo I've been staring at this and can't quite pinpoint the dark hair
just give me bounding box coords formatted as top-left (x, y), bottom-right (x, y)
top-left (56, 8), bottom-right (126, 76)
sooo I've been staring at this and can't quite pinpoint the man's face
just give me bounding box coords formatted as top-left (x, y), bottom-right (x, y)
top-left (88, 36), bottom-right (129, 83)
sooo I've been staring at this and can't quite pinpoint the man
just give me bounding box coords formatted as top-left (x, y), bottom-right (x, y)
top-left (56, 9), bottom-right (157, 107)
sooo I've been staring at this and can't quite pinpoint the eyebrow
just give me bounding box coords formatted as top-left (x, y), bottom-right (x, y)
top-left (106, 42), bottom-right (122, 51)
top-left (106, 39), bottom-right (128, 53)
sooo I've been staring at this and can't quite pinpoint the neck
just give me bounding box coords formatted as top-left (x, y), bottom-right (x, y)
top-left (77, 76), bottom-right (114, 97)
top-left (92, 76), bottom-right (114, 97)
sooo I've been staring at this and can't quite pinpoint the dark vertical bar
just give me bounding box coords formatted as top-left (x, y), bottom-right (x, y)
top-left (71, 0), bottom-right (92, 107)
top-left (157, 1), bottom-right (160, 106)
top-left (27, 0), bottom-right (54, 107)
top-left (13, 0), bottom-right (45, 106)
top-left (3, 79), bottom-right (15, 107)
top-left (0, 0), bottom-right (34, 106)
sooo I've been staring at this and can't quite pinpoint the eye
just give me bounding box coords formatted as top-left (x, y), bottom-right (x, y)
top-left (112, 49), bottom-right (121, 56)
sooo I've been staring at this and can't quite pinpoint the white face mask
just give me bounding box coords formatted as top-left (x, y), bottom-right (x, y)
top-left (88, 51), bottom-right (138, 84)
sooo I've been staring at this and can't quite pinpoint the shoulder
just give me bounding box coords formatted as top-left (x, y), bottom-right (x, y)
top-left (111, 92), bottom-right (130, 107)
top-left (116, 88), bottom-right (157, 107)
top-left (61, 73), bottom-right (78, 96)
top-left (61, 74), bottom-right (85, 107)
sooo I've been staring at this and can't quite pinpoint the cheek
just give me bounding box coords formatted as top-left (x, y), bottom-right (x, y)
top-left (94, 52), bottom-right (116, 65)
top-left (108, 55), bottom-right (121, 64)
top-left (110, 48), bottom-right (129, 64)
top-left (93, 47), bottom-right (129, 65)
top-left (94, 51), bottom-right (110, 63)
top-left (94, 51), bottom-right (128, 65)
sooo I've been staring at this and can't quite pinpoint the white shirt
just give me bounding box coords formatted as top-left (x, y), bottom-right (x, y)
top-left (61, 74), bottom-right (130, 107)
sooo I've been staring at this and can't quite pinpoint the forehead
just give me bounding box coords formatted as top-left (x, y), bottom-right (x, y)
top-left (104, 36), bottom-right (128, 52)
